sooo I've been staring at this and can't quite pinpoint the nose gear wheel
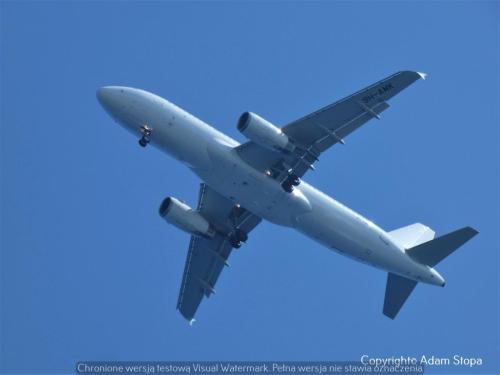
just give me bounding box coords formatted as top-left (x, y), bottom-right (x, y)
top-left (139, 125), bottom-right (153, 147)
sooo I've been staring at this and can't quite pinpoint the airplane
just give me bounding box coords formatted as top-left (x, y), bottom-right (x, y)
top-left (97, 71), bottom-right (478, 322)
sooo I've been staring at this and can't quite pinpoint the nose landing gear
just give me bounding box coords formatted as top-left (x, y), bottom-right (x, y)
top-left (139, 125), bottom-right (153, 147)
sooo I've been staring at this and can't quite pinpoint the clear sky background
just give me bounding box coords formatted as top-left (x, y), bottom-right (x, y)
top-left (1, 1), bottom-right (498, 374)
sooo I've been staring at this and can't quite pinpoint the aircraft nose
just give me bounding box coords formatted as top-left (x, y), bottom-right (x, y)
top-left (97, 86), bottom-right (144, 132)
top-left (96, 86), bottom-right (131, 121)
top-left (96, 86), bottom-right (119, 108)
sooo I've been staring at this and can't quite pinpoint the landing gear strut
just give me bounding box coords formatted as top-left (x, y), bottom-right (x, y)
top-left (139, 125), bottom-right (153, 147)
top-left (281, 173), bottom-right (300, 193)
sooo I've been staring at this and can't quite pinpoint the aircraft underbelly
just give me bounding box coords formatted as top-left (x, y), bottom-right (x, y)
top-left (147, 110), bottom-right (434, 283)
top-left (198, 144), bottom-right (410, 271)
top-left (195, 143), bottom-right (312, 226)
top-left (293, 183), bottom-right (423, 275)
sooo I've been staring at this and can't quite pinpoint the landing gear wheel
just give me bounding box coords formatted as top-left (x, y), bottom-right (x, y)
top-left (229, 237), bottom-right (242, 249)
top-left (281, 180), bottom-right (294, 193)
top-left (228, 229), bottom-right (247, 248)
top-left (139, 125), bottom-right (152, 148)
top-left (290, 174), bottom-right (301, 186)
top-left (235, 229), bottom-right (248, 243)
top-left (281, 173), bottom-right (300, 192)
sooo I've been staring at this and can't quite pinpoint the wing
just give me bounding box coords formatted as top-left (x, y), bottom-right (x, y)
top-left (236, 71), bottom-right (426, 180)
top-left (176, 183), bottom-right (261, 322)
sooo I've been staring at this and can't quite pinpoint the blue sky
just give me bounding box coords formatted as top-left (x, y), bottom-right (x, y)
top-left (1, 1), bottom-right (498, 374)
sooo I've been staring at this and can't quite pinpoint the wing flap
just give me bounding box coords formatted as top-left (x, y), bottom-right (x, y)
top-left (314, 102), bottom-right (390, 152)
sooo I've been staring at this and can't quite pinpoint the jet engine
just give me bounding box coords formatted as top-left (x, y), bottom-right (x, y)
top-left (237, 112), bottom-right (293, 152)
top-left (159, 197), bottom-right (215, 238)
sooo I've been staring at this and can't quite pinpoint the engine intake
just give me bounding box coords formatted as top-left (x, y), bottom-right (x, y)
top-left (237, 112), bottom-right (293, 152)
top-left (159, 197), bottom-right (215, 238)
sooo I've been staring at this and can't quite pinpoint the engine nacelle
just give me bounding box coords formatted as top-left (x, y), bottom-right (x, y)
top-left (159, 197), bottom-right (215, 238)
top-left (237, 112), bottom-right (293, 152)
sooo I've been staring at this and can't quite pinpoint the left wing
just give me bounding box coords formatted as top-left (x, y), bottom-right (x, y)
top-left (236, 71), bottom-right (425, 181)
top-left (176, 183), bottom-right (261, 322)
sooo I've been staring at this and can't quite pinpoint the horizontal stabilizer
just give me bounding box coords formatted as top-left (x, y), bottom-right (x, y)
top-left (406, 226), bottom-right (478, 267)
top-left (383, 273), bottom-right (418, 319)
top-left (389, 223), bottom-right (435, 249)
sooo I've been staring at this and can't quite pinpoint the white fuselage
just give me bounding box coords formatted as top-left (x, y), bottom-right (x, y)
top-left (97, 86), bottom-right (445, 286)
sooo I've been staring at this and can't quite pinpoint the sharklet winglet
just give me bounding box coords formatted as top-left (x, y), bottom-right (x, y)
top-left (417, 71), bottom-right (428, 80)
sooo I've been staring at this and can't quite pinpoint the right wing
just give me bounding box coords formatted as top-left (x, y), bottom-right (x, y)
top-left (176, 183), bottom-right (261, 322)
top-left (237, 71), bottom-right (426, 180)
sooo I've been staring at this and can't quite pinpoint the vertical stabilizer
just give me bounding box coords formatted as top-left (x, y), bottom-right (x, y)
top-left (389, 223), bottom-right (435, 249)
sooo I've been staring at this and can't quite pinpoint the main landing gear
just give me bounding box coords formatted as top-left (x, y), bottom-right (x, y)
top-left (228, 228), bottom-right (248, 249)
top-left (281, 173), bottom-right (300, 193)
top-left (139, 125), bottom-right (153, 147)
